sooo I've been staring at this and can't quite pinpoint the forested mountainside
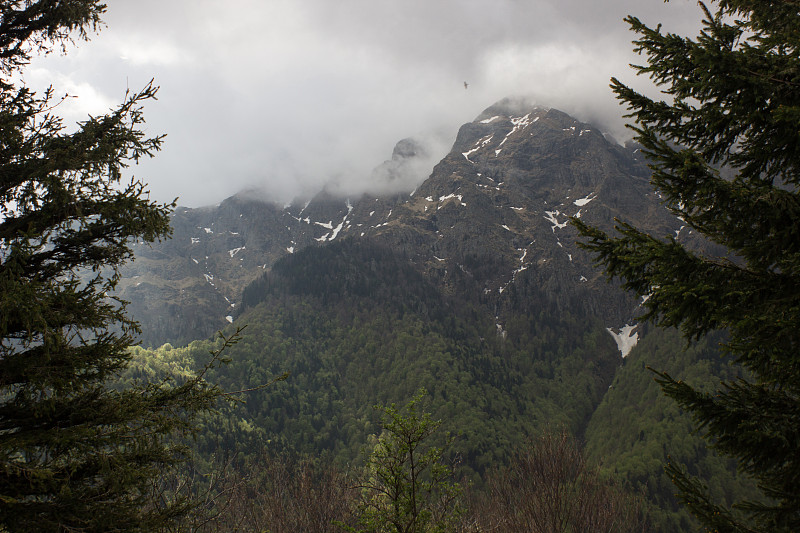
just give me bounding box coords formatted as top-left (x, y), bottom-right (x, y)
top-left (126, 239), bottom-right (757, 532)
top-left (130, 239), bottom-right (620, 475)
top-left (118, 139), bottom-right (429, 348)
top-left (584, 327), bottom-right (761, 531)
top-left (121, 99), bottom-right (758, 531)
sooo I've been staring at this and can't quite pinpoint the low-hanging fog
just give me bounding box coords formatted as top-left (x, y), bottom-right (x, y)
top-left (23, 0), bottom-right (702, 207)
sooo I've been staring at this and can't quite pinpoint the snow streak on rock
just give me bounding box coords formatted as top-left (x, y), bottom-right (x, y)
top-left (573, 192), bottom-right (597, 207)
top-left (462, 134), bottom-right (494, 163)
top-left (438, 194), bottom-right (466, 207)
top-left (499, 246), bottom-right (531, 294)
top-left (543, 210), bottom-right (569, 231)
top-left (494, 114), bottom-right (537, 156)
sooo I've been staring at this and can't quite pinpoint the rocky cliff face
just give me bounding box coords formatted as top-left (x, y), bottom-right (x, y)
top-left (120, 99), bottom-right (682, 348)
top-left (349, 102), bottom-right (675, 320)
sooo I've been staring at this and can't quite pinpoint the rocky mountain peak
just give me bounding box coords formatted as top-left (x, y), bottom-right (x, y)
top-left (120, 99), bottom-right (682, 348)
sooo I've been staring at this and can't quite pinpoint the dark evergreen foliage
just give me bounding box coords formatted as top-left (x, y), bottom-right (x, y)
top-left (130, 236), bottom-right (624, 483)
top-left (574, 1), bottom-right (800, 530)
top-left (0, 2), bottom-right (226, 530)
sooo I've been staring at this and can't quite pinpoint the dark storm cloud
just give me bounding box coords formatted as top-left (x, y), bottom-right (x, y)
top-left (23, 0), bottom-right (702, 207)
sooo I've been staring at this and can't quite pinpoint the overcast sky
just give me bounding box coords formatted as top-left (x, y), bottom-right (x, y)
top-left (23, 0), bottom-right (702, 207)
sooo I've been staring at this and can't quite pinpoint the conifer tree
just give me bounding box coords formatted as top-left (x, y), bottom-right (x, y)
top-left (574, 1), bottom-right (800, 531)
top-left (0, 2), bottom-right (225, 531)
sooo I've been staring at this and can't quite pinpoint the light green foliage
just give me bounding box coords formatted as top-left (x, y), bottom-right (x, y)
top-left (350, 389), bottom-right (462, 533)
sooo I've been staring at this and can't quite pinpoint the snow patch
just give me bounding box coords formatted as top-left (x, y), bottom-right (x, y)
top-left (203, 227), bottom-right (213, 234)
top-left (225, 315), bottom-right (233, 324)
top-left (543, 210), bottom-right (569, 231)
top-left (480, 115), bottom-right (500, 124)
top-left (573, 193), bottom-right (597, 207)
top-left (228, 246), bottom-right (245, 258)
top-left (607, 324), bottom-right (639, 357)
top-left (287, 246), bottom-right (295, 253)
top-left (191, 237), bottom-right (200, 244)
top-left (495, 113), bottom-right (535, 152)
top-left (438, 193), bottom-right (466, 207)
top-left (328, 220), bottom-right (345, 241)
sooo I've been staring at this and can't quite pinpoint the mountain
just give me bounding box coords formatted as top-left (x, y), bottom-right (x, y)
top-left (121, 99), bottom-right (682, 348)
top-left (122, 98), bottom-right (757, 530)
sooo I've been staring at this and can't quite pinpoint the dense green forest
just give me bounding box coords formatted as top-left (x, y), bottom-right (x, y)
top-left (585, 327), bottom-right (761, 531)
top-left (129, 239), bottom-right (620, 477)
top-left (124, 239), bottom-right (761, 531)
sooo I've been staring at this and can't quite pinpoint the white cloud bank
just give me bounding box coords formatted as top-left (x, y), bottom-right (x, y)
top-left (21, 0), bottom-right (701, 207)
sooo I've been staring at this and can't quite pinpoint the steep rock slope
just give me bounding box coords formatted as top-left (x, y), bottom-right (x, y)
top-left (345, 101), bottom-right (680, 332)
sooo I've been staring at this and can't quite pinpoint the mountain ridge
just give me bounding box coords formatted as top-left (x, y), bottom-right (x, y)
top-left (120, 99), bottom-right (681, 349)
top-left (121, 98), bottom-right (756, 531)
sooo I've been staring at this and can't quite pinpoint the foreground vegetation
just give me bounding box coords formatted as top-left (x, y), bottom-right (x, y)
top-left (149, 391), bottom-right (648, 533)
top-left (575, 0), bottom-right (800, 530)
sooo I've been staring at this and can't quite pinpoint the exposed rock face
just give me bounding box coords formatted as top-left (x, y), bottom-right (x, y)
top-left (120, 100), bottom-right (683, 347)
top-left (348, 101), bottom-right (679, 327)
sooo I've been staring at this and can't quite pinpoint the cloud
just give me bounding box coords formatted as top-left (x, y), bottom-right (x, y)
top-left (19, 0), bottom-right (703, 207)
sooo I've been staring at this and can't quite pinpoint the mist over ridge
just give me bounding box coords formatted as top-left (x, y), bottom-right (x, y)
top-left (23, 0), bottom-right (703, 207)
top-left (228, 95), bottom-right (635, 210)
